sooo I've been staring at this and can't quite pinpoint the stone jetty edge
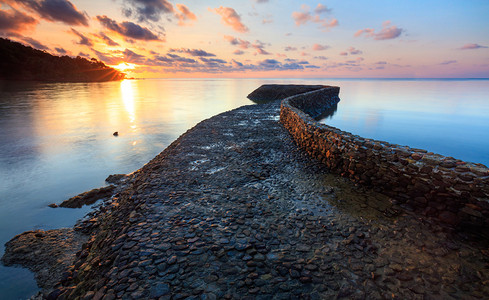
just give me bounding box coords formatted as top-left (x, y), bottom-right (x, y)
top-left (280, 85), bottom-right (489, 228)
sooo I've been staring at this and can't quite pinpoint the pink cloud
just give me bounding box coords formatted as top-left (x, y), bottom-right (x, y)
top-left (460, 43), bottom-right (488, 50)
top-left (211, 6), bottom-right (249, 33)
top-left (292, 5), bottom-right (338, 31)
top-left (312, 43), bottom-right (329, 51)
top-left (348, 47), bottom-right (362, 55)
top-left (355, 21), bottom-right (403, 40)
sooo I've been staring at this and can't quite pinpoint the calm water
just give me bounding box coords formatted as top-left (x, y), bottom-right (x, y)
top-left (0, 78), bottom-right (488, 299)
top-left (319, 79), bottom-right (489, 166)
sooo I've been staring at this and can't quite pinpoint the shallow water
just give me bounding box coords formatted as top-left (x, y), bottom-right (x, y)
top-left (0, 78), bottom-right (487, 298)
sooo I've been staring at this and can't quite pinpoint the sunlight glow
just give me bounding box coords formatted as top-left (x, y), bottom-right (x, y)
top-left (114, 62), bottom-right (136, 72)
top-left (121, 80), bottom-right (136, 124)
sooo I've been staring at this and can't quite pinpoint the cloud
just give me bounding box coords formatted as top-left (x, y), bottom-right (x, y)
top-left (122, 0), bottom-right (174, 22)
top-left (77, 52), bottom-right (90, 58)
top-left (312, 44), bottom-right (329, 51)
top-left (200, 57), bottom-right (227, 67)
top-left (355, 21), bottom-right (403, 40)
top-left (175, 4), bottom-right (196, 26)
top-left (16, 0), bottom-right (89, 26)
top-left (314, 4), bottom-right (331, 14)
top-left (123, 48), bottom-right (147, 64)
top-left (347, 47), bottom-right (362, 55)
top-left (97, 15), bottom-right (161, 41)
top-left (254, 0), bottom-right (269, 3)
top-left (233, 50), bottom-right (244, 55)
top-left (284, 46), bottom-right (297, 51)
top-left (122, 0), bottom-right (197, 26)
top-left (91, 48), bottom-right (123, 65)
top-left (21, 36), bottom-right (49, 50)
top-left (170, 48), bottom-right (216, 57)
top-left (224, 35), bottom-right (250, 49)
top-left (211, 6), bottom-right (248, 33)
top-left (71, 28), bottom-right (93, 46)
top-left (262, 18), bottom-right (273, 24)
top-left (55, 47), bottom-right (67, 54)
top-left (339, 51), bottom-right (348, 56)
top-left (314, 56), bottom-right (328, 60)
top-left (252, 40), bottom-right (271, 55)
top-left (96, 32), bottom-right (120, 46)
top-left (166, 53), bottom-right (197, 63)
top-left (292, 4), bottom-right (338, 31)
top-left (440, 60), bottom-right (457, 65)
top-left (0, 7), bottom-right (38, 33)
top-left (459, 43), bottom-right (488, 50)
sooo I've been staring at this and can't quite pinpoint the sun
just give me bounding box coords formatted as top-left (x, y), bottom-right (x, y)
top-left (113, 62), bottom-right (136, 72)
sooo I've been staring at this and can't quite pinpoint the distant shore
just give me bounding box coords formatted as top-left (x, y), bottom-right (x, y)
top-left (0, 38), bottom-right (124, 82)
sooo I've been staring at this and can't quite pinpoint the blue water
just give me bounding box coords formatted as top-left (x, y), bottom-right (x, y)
top-left (0, 78), bottom-right (487, 299)
top-left (319, 79), bottom-right (489, 166)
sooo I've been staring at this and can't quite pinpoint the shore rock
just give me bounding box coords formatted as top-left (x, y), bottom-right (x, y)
top-left (1, 229), bottom-right (88, 292)
top-left (59, 185), bottom-right (115, 208)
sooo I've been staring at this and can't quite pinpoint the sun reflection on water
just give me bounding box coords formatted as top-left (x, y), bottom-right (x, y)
top-left (120, 79), bottom-right (136, 125)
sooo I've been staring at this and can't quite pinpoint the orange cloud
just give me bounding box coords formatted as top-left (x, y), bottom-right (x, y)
top-left (211, 6), bottom-right (248, 33)
top-left (175, 4), bottom-right (196, 26)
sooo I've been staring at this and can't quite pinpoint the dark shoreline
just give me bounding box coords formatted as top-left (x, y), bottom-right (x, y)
top-left (2, 86), bottom-right (489, 299)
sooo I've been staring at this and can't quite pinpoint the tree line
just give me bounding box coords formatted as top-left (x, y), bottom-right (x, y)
top-left (0, 38), bottom-right (125, 82)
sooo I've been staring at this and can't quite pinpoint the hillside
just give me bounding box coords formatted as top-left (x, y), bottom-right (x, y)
top-left (0, 38), bottom-right (125, 82)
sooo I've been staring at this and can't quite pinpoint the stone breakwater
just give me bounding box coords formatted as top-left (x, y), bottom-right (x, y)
top-left (280, 86), bottom-right (489, 229)
top-left (3, 89), bottom-right (489, 300)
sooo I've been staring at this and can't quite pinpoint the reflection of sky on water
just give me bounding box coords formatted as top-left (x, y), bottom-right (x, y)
top-left (319, 80), bottom-right (489, 166)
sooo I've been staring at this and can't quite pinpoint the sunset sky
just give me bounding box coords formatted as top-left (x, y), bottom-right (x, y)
top-left (1, 0), bottom-right (488, 78)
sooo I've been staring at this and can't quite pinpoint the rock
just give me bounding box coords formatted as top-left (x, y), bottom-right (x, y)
top-left (59, 185), bottom-right (116, 208)
top-left (113, 131), bottom-right (118, 136)
top-left (1, 229), bottom-right (88, 291)
top-left (150, 283), bottom-right (170, 297)
top-left (438, 211), bottom-right (460, 225)
top-left (48, 203), bottom-right (58, 208)
top-left (105, 174), bottom-right (127, 185)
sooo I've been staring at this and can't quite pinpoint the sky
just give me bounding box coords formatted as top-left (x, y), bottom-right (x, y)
top-left (1, 0), bottom-right (488, 78)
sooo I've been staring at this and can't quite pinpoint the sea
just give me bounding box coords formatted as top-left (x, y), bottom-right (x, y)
top-left (0, 78), bottom-right (488, 299)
